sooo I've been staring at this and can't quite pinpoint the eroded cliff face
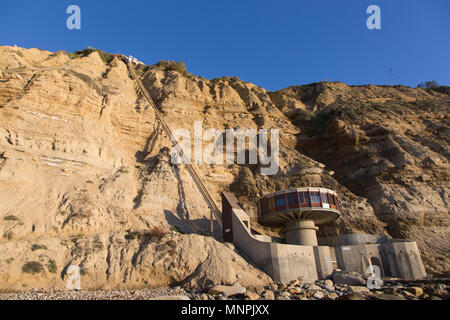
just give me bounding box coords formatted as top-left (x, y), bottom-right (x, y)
top-left (0, 46), bottom-right (447, 291)
top-left (270, 83), bottom-right (449, 275)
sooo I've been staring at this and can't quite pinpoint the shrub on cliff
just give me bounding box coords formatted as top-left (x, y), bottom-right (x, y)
top-left (22, 261), bottom-right (44, 274)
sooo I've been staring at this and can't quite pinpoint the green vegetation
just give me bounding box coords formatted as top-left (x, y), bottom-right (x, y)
top-left (80, 267), bottom-right (88, 276)
top-left (430, 86), bottom-right (450, 95)
top-left (150, 227), bottom-right (166, 238)
top-left (417, 80), bottom-right (439, 89)
top-left (4, 215), bottom-right (19, 221)
top-left (47, 259), bottom-right (57, 273)
top-left (212, 76), bottom-right (242, 83)
top-left (169, 225), bottom-right (183, 233)
top-left (294, 109), bottom-right (334, 137)
top-left (60, 240), bottom-right (69, 247)
top-left (155, 60), bottom-right (186, 73)
top-left (305, 111), bottom-right (334, 136)
top-left (119, 168), bottom-right (130, 174)
top-left (134, 65), bottom-right (148, 77)
top-left (22, 261), bottom-right (44, 274)
top-left (124, 230), bottom-right (144, 241)
top-left (154, 60), bottom-right (197, 79)
top-left (67, 47), bottom-right (114, 64)
top-left (97, 50), bottom-right (114, 64)
top-left (31, 244), bottom-right (48, 251)
top-left (63, 70), bottom-right (115, 96)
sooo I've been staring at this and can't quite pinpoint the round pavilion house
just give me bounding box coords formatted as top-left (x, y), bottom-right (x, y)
top-left (256, 187), bottom-right (341, 246)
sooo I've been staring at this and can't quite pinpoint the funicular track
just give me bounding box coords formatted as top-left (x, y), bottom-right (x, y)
top-left (126, 61), bottom-right (222, 233)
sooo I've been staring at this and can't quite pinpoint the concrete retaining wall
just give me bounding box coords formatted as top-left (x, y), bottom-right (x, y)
top-left (333, 241), bottom-right (426, 280)
top-left (318, 234), bottom-right (389, 246)
top-left (231, 207), bottom-right (320, 283)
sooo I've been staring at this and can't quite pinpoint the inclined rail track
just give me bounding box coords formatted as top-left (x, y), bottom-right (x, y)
top-left (126, 61), bottom-right (222, 231)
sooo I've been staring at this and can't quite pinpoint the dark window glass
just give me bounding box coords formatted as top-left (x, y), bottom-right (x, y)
top-left (311, 192), bottom-right (320, 203)
top-left (287, 193), bottom-right (299, 208)
top-left (299, 192), bottom-right (305, 203)
top-left (334, 196), bottom-right (339, 209)
top-left (321, 193), bottom-right (329, 204)
top-left (304, 192), bottom-right (311, 204)
top-left (276, 195), bottom-right (286, 208)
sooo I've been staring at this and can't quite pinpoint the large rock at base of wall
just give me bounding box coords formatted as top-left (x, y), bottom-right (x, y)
top-left (333, 271), bottom-right (366, 286)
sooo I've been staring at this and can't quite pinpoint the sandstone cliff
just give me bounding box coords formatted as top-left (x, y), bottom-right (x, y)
top-left (0, 46), bottom-right (447, 290)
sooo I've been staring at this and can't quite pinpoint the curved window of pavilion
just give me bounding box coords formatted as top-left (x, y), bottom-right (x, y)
top-left (321, 192), bottom-right (329, 204)
top-left (287, 192), bottom-right (299, 209)
top-left (299, 191), bottom-right (310, 207)
top-left (299, 192), bottom-right (305, 204)
top-left (310, 191), bottom-right (321, 207)
top-left (275, 194), bottom-right (287, 210)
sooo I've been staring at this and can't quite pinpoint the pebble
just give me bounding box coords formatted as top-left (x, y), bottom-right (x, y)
top-left (263, 291), bottom-right (275, 300)
top-left (0, 280), bottom-right (445, 301)
top-left (349, 286), bottom-right (371, 294)
top-left (324, 279), bottom-right (334, 287)
top-left (245, 291), bottom-right (260, 300)
top-left (0, 287), bottom-right (189, 300)
top-left (307, 284), bottom-right (322, 291)
top-left (313, 291), bottom-right (325, 299)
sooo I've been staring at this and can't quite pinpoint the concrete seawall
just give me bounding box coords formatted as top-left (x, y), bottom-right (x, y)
top-left (328, 236), bottom-right (427, 280)
top-left (222, 192), bottom-right (426, 283)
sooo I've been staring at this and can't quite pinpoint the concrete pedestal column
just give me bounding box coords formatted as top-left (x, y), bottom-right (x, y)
top-left (284, 220), bottom-right (319, 246)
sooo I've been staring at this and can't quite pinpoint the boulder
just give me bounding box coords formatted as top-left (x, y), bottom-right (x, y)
top-left (245, 291), bottom-right (260, 300)
top-left (318, 283), bottom-right (335, 291)
top-left (375, 293), bottom-right (406, 300)
top-left (338, 293), bottom-right (367, 300)
top-left (313, 291), bottom-right (325, 299)
top-left (288, 279), bottom-right (301, 288)
top-left (263, 291), bottom-right (275, 300)
top-left (226, 284), bottom-right (246, 297)
top-left (209, 283), bottom-right (246, 297)
top-left (333, 272), bottom-right (366, 286)
top-left (327, 292), bottom-right (339, 300)
top-left (305, 284), bottom-right (322, 291)
top-left (406, 287), bottom-right (423, 297)
top-left (349, 286), bottom-right (370, 294)
top-left (324, 279), bottom-right (334, 287)
top-left (208, 285), bottom-right (229, 295)
top-left (279, 291), bottom-right (291, 298)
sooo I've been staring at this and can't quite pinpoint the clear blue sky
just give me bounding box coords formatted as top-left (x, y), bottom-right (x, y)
top-left (1, 0), bottom-right (449, 91)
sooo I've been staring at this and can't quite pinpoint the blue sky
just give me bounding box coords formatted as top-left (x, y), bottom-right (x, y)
top-left (1, 0), bottom-right (449, 91)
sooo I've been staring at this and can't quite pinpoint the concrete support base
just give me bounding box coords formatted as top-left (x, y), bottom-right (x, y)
top-left (284, 220), bottom-right (319, 246)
